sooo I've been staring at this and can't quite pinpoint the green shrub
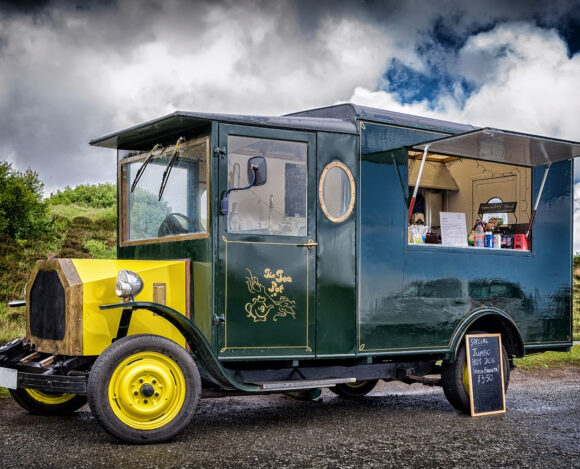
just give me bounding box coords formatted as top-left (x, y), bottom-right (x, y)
top-left (0, 162), bottom-right (53, 240)
top-left (95, 216), bottom-right (116, 231)
top-left (84, 239), bottom-right (116, 259)
top-left (58, 216), bottom-right (116, 259)
top-left (0, 236), bottom-right (31, 304)
top-left (48, 183), bottom-right (116, 209)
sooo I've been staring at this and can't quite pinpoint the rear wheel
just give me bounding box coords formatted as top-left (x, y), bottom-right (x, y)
top-left (442, 334), bottom-right (510, 413)
top-left (10, 388), bottom-right (87, 415)
top-left (330, 379), bottom-right (378, 398)
top-left (88, 334), bottom-right (201, 444)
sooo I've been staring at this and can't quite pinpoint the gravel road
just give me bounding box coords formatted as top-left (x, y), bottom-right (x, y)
top-left (0, 368), bottom-right (578, 469)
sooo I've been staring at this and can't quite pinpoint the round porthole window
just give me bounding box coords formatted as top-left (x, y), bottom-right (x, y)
top-left (319, 161), bottom-right (355, 223)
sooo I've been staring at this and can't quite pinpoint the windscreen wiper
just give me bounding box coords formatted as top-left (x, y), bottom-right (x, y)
top-left (130, 143), bottom-right (165, 193)
top-left (158, 136), bottom-right (185, 201)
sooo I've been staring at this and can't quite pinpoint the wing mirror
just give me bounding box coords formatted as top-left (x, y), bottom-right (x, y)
top-left (247, 156), bottom-right (267, 186)
top-left (221, 156), bottom-right (267, 215)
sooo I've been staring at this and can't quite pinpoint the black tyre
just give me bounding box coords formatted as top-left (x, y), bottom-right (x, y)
top-left (330, 379), bottom-right (378, 398)
top-left (10, 388), bottom-right (87, 415)
top-left (442, 335), bottom-right (510, 413)
top-left (88, 334), bottom-right (201, 444)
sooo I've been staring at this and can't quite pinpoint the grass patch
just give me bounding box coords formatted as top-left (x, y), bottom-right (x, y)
top-left (49, 204), bottom-right (116, 223)
top-left (514, 345), bottom-right (580, 370)
top-left (573, 258), bottom-right (580, 340)
top-left (0, 303), bottom-right (24, 344)
top-left (58, 216), bottom-right (116, 259)
top-left (84, 239), bottom-right (116, 259)
top-left (573, 303), bottom-right (580, 341)
top-left (0, 306), bottom-right (22, 398)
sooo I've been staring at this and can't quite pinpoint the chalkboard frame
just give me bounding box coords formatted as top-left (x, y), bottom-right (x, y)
top-left (465, 333), bottom-right (506, 417)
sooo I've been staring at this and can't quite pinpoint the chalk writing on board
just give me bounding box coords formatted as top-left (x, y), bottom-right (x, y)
top-left (466, 334), bottom-right (506, 416)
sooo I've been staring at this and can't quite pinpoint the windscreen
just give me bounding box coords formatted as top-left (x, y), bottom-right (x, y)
top-left (119, 136), bottom-right (209, 244)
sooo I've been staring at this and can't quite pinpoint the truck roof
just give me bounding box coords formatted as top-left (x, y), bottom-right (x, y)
top-left (89, 104), bottom-right (476, 149)
top-left (287, 103), bottom-right (476, 134)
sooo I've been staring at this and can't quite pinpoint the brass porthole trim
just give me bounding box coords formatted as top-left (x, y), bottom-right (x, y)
top-left (319, 161), bottom-right (355, 223)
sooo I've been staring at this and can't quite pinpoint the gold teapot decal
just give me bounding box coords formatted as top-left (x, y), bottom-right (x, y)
top-left (244, 268), bottom-right (296, 322)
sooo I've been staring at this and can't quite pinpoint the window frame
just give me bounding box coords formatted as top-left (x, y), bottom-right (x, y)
top-left (225, 134), bottom-right (309, 237)
top-left (319, 161), bottom-right (356, 223)
top-left (118, 135), bottom-right (211, 247)
top-left (405, 150), bottom-right (534, 253)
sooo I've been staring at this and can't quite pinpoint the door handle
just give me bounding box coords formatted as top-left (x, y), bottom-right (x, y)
top-left (297, 239), bottom-right (318, 250)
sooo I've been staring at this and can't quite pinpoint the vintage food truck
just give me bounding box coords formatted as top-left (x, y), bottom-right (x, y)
top-left (0, 104), bottom-right (578, 443)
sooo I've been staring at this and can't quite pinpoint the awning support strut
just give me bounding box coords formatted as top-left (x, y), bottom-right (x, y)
top-left (408, 144), bottom-right (430, 224)
top-left (391, 154), bottom-right (408, 208)
top-left (526, 163), bottom-right (550, 238)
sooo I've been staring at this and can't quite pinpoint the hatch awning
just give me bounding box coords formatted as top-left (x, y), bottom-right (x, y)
top-left (413, 128), bottom-right (580, 167)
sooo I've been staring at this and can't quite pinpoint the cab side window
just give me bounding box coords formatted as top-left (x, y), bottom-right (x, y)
top-left (227, 136), bottom-right (307, 236)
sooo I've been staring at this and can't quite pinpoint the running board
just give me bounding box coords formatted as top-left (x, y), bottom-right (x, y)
top-left (252, 377), bottom-right (356, 391)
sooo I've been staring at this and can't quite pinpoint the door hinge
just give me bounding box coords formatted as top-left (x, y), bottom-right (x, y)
top-left (213, 146), bottom-right (226, 158)
top-left (213, 314), bottom-right (225, 325)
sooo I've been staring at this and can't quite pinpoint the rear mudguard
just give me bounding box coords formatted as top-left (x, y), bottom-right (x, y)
top-left (448, 307), bottom-right (524, 361)
top-left (100, 301), bottom-right (259, 392)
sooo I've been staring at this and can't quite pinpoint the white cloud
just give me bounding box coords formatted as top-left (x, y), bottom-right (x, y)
top-left (350, 22), bottom-right (580, 140)
top-left (97, 1), bottom-right (397, 125)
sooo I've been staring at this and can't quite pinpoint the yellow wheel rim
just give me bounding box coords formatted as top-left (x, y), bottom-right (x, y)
top-left (462, 362), bottom-right (470, 394)
top-left (25, 389), bottom-right (76, 405)
top-left (346, 380), bottom-right (369, 389)
top-left (108, 351), bottom-right (186, 431)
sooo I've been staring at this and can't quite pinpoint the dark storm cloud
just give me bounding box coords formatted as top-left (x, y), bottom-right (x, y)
top-left (0, 0), bottom-right (578, 195)
top-left (0, 0), bottom-right (231, 193)
top-left (0, 0), bottom-right (51, 15)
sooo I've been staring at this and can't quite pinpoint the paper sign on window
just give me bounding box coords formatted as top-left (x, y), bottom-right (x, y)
top-left (440, 212), bottom-right (468, 247)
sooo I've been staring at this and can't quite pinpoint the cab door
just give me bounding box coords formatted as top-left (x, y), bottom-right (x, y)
top-left (216, 124), bottom-right (316, 359)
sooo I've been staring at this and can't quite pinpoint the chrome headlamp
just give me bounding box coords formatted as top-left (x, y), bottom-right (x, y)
top-left (115, 270), bottom-right (143, 301)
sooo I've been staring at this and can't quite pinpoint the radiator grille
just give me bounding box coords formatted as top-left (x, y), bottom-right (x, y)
top-left (30, 270), bottom-right (66, 340)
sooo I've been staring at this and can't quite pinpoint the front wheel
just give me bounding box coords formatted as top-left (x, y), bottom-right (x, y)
top-left (10, 388), bottom-right (87, 415)
top-left (88, 334), bottom-right (201, 444)
top-left (441, 335), bottom-right (510, 413)
top-left (330, 379), bottom-right (378, 398)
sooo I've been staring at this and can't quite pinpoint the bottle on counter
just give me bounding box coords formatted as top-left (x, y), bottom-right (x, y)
top-left (484, 231), bottom-right (494, 248)
top-left (474, 222), bottom-right (485, 247)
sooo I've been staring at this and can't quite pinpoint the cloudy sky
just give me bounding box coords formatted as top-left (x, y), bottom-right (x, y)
top-left (1, 0), bottom-right (580, 244)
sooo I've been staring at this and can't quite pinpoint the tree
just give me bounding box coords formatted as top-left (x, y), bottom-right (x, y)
top-left (0, 162), bottom-right (52, 240)
top-left (48, 183), bottom-right (116, 208)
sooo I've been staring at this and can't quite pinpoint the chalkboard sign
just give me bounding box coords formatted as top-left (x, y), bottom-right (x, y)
top-left (478, 201), bottom-right (517, 214)
top-left (465, 334), bottom-right (506, 417)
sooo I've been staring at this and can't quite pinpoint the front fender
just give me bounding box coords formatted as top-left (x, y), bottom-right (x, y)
top-left (100, 301), bottom-right (259, 392)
